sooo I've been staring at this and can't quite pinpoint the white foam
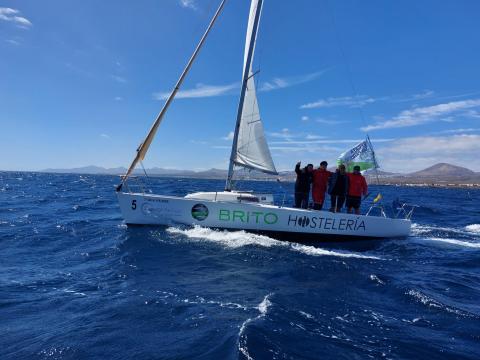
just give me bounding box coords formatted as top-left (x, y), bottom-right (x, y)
top-left (291, 244), bottom-right (382, 260)
top-left (423, 237), bottom-right (480, 248)
top-left (413, 223), bottom-right (480, 238)
top-left (411, 223), bottom-right (458, 235)
top-left (465, 224), bottom-right (480, 234)
top-left (167, 226), bottom-right (382, 260)
top-left (257, 293), bottom-right (272, 315)
top-left (167, 226), bottom-right (282, 249)
top-left (299, 310), bottom-right (315, 319)
top-left (407, 289), bottom-right (474, 318)
top-left (369, 274), bottom-right (385, 285)
top-left (238, 293), bottom-right (273, 360)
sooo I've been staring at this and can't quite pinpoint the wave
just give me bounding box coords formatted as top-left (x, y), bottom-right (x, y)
top-left (413, 223), bottom-right (480, 237)
top-left (411, 223), bottom-right (480, 248)
top-left (238, 293), bottom-right (273, 360)
top-left (422, 237), bottom-right (480, 248)
top-left (166, 226), bottom-right (382, 260)
top-left (154, 290), bottom-right (250, 311)
top-left (407, 289), bottom-right (477, 318)
top-left (465, 224), bottom-right (480, 234)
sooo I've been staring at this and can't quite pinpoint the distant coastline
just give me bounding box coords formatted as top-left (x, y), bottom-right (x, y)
top-left (2, 162), bottom-right (479, 189)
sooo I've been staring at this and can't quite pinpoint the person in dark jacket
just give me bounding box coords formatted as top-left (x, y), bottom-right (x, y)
top-left (294, 161), bottom-right (313, 209)
top-left (328, 164), bottom-right (349, 212)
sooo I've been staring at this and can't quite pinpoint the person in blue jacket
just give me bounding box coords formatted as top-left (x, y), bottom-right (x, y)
top-left (328, 164), bottom-right (349, 212)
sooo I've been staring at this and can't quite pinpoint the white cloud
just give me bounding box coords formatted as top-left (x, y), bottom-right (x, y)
top-left (391, 90), bottom-right (435, 103)
top-left (378, 134), bottom-right (480, 172)
top-left (315, 118), bottom-right (347, 125)
top-left (412, 89), bottom-right (435, 100)
top-left (100, 134), bottom-right (111, 139)
top-left (5, 39), bottom-right (20, 45)
top-left (259, 70), bottom-right (327, 92)
top-left (114, 96), bottom-right (123, 101)
top-left (300, 95), bottom-right (376, 109)
top-left (0, 7), bottom-right (32, 28)
top-left (179, 0), bottom-right (197, 10)
top-left (362, 98), bottom-right (480, 132)
top-left (153, 82), bottom-right (238, 100)
top-left (305, 134), bottom-right (325, 140)
top-left (435, 128), bottom-right (480, 135)
top-left (301, 116), bottom-right (309, 122)
top-left (270, 145), bottom-right (343, 153)
top-left (270, 138), bottom-right (393, 145)
top-left (222, 131), bottom-right (234, 141)
top-left (300, 90), bottom-right (437, 110)
top-left (268, 128), bottom-right (296, 140)
top-left (152, 70), bottom-right (326, 101)
top-left (111, 75), bottom-right (127, 83)
top-left (190, 140), bottom-right (208, 145)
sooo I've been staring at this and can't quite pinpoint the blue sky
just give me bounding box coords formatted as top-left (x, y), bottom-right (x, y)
top-left (1, 0), bottom-right (480, 172)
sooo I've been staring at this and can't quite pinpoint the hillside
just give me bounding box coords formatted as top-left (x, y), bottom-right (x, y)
top-left (408, 163), bottom-right (475, 177)
top-left (37, 163), bottom-right (480, 186)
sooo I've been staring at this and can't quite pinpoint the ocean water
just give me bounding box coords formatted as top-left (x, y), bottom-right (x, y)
top-left (1, 172), bottom-right (479, 359)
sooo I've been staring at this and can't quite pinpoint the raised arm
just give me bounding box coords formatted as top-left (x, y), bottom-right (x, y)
top-left (295, 162), bottom-right (301, 175)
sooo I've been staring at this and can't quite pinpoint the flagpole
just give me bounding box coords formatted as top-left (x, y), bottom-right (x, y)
top-left (366, 134), bottom-right (380, 186)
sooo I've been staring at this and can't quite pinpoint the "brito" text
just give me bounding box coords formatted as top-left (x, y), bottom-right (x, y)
top-left (219, 209), bottom-right (278, 224)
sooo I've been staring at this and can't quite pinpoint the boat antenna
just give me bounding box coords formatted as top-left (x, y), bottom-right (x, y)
top-left (117, 0), bottom-right (227, 192)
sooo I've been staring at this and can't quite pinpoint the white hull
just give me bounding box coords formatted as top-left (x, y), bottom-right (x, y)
top-left (117, 192), bottom-right (411, 241)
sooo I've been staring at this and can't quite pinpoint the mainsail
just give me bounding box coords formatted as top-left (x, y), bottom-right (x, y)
top-left (226, 0), bottom-right (277, 190)
top-left (337, 136), bottom-right (379, 172)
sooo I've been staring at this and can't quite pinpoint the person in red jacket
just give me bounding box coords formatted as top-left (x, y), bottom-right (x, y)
top-left (346, 165), bottom-right (368, 214)
top-left (312, 161), bottom-right (332, 210)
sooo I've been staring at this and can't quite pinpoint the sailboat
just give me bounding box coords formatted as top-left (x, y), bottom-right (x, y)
top-left (116, 0), bottom-right (411, 240)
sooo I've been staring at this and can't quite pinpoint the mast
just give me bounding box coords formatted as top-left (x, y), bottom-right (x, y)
top-left (117, 0), bottom-right (227, 191)
top-left (225, 0), bottom-right (263, 191)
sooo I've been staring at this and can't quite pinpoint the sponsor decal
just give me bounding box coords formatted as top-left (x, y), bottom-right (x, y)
top-left (145, 198), bottom-right (169, 203)
top-left (218, 209), bottom-right (278, 225)
top-left (191, 204), bottom-right (209, 221)
top-left (287, 215), bottom-right (366, 232)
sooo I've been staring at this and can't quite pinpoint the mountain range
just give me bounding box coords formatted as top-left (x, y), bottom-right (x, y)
top-left (38, 163), bottom-right (480, 185)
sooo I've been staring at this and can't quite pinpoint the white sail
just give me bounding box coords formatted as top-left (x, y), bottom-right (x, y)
top-left (231, 0), bottom-right (277, 176)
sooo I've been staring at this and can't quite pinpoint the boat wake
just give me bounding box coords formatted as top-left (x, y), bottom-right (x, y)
top-left (422, 237), bottom-right (480, 248)
top-left (166, 226), bottom-right (382, 260)
top-left (411, 223), bottom-right (480, 248)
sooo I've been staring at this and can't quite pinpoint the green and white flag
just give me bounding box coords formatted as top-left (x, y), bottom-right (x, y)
top-left (337, 137), bottom-right (379, 172)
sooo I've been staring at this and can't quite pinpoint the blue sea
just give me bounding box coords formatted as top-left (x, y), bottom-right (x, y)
top-left (1, 172), bottom-right (479, 359)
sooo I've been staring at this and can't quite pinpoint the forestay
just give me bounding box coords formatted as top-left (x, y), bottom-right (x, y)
top-left (231, 0), bottom-right (277, 175)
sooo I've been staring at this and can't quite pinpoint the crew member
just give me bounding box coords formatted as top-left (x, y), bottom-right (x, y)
top-left (294, 161), bottom-right (313, 209)
top-left (328, 164), bottom-right (348, 212)
top-left (346, 165), bottom-right (368, 214)
top-left (312, 161), bottom-right (332, 210)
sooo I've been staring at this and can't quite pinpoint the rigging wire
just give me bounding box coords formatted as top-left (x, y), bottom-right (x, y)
top-left (325, 0), bottom-right (381, 187)
top-left (133, 0), bottom-right (221, 185)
